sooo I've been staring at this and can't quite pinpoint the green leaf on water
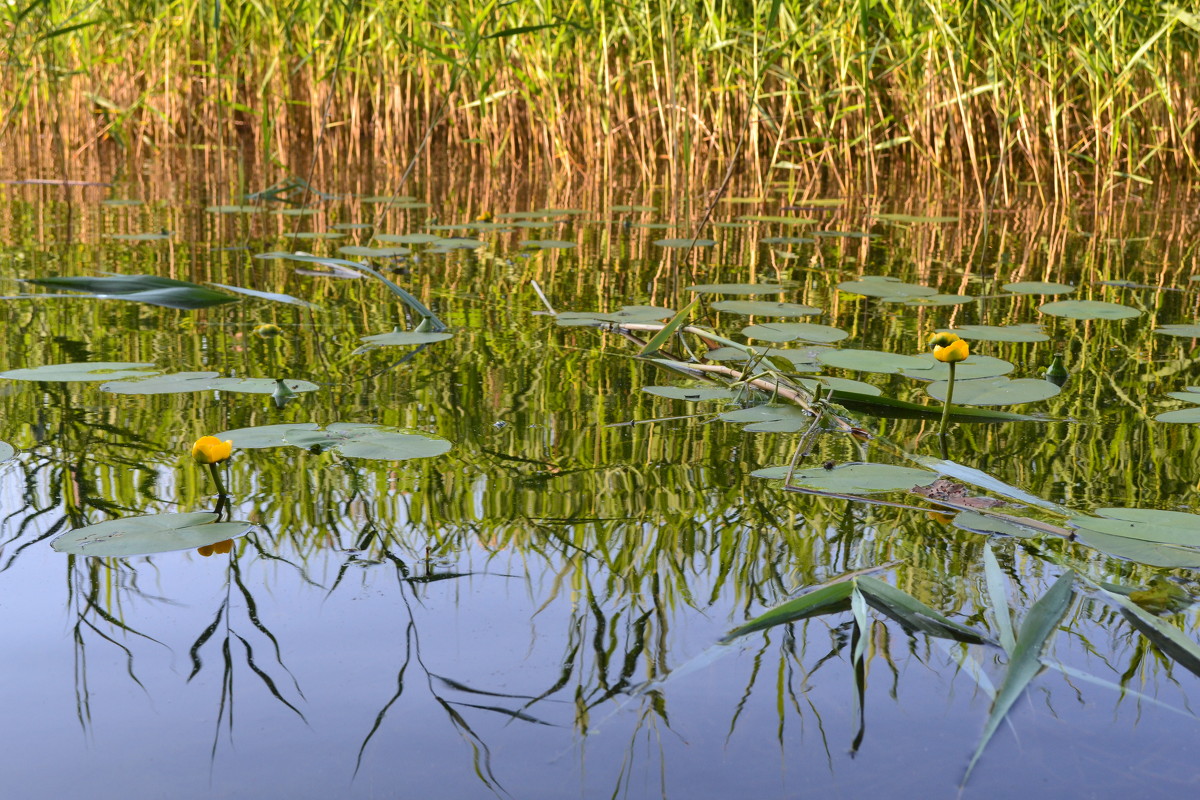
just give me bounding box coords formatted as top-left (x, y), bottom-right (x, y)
top-left (1155, 407), bottom-right (1200, 423)
top-left (521, 239), bottom-right (576, 249)
top-left (711, 300), bottom-right (821, 317)
top-left (856, 576), bottom-right (992, 644)
top-left (735, 215), bottom-right (815, 224)
top-left (359, 329), bottom-right (455, 346)
top-left (205, 205), bottom-right (264, 214)
top-left (105, 231), bottom-right (171, 241)
top-left (1155, 324), bottom-right (1200, 338)
top-left (983, 544), bottom-right (1017, 653)
top-left (653, 238), bottom-right (715, 247)
top-left (100, 373), bottom-right (319, 396)
top-left (837, 277), bottom-right (936, 298)
top-left (872, 213), bottom-right (958, 223)
top-left (374, 233), bottom-right (443, 245)
top-left (945, 324), bottom-right (1049, 343)
top-left (215, 422), bottom-right (451, 461)
top-left (51, 512), bottom-right (254, 557)
top-left (687, 283), bottom-right (785, 295)
top-left (953, 510), bottom-right (1043, 539)
top-left (796, 376), bottom-right (882, 396)
top-left (754, 462), bottom-right (940, 493)
top-left (22, 275), bottom-right (238, 309)
top-left (900, 294), bottom-right (975, 306)
top-left (1094, 583), bottom-right (1200, 677)
top-left (829, 389), bottom-right (1036, 422)
top-left (1038, 300), bottom-right (1141, 320)
top-left (1002, 281), bottom-right (1076, 295)
top-left (610, 205), bottom-right (657, 212)
top-left (1074, 530), bottom-right (1200, 568)
top-left (642, 386), bottom-right (739, 402)
top-left (720, 404), bottom-right (810, 432)
top-left (720, 579), bottom-right (855, 642)
top-left (0, 441), bottom-right (16, 462)
top-left (965, 571), bottom-right (1074, 783)
top-left (208, 283), bottom-right (320, 309)
top-left (759, 236), bottom-right (813, 245)
top-left (639, 299), bottom-right (699, 356)
top-left (338, 245), bottom-right (411, 258)
top-left (900, 353), bottom-right (1015, 381)
top-left (1, 362), bottom-right (158, 382)
top-left (926, 376), bottom-right (1060, 406)
top-left (742, 322), bottom-right (848, 344)
top-left (818, 348), bottom-right (933, 374)
top-left (1069, 508), bottom-right (1200, 546)
top-left (556, 306), bottom-right (676, 326)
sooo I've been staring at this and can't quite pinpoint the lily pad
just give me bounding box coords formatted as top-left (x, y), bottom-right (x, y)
top-left (1154, 324), bottom-right (1200, 338)
top-left (22, 275), bottom-right (237, 310)
top-left (945, 324), bottom-right (1049, 343)
top-left (872, 214), bottom-right (958, 223)
top-left (817, 348), bottom-right (933, 374)
top-left (711, 300), bottom-right (821, 317)
top-left (952, 510), bottom-right (1042, 539)
top-left (1002, 281), bottom-right (1076, 295)
top-left (2, 362), bottom-right (158, 382)
top-left (1070, 508), bottom-right (1200, 547)
top-left (208, 283), bottom-right (320, 309)
top-left (796, 376), bottom-right (882, 396)
top-left (51, 512), bottom-right (254, 557)
top-left (205, 205), bottom-right (264, 214)
top-left (719, 404), bottom-right (810, 432)
top-left (0, 441), bottom-right (16, 462)
top-left (687, 284), bottom-right (785, 295)
top-left (215, 422), bottom-right (452, 461)
top-left (556, 306), bottom-right (675, 326)
top-left (1073, 531), bottom-right (1200, 569)
top-left (926, 376), bottom-right (1060, 406)
top-left (1039, 300), bottom-right (1140, 320)
top-left (1155, 408), bottom-right (1200, 423)
top-left (374, 233), bottom-right (443, 245)
top-left (428, 237), bottom-right (484, 251)
top-left (642, 386), bottom-right (739, 402)
top-left (611, 205), bottom-right (657, 212)
top-left (338, 245), bottom-right (411, 258)
top-left (900, 354), bottom-right (1015, 382)
top-left (521, 239), bottom-right (576, 249)
top-left (735, 215), bottom-right (815, 224)
top-left (653, 238), bottom-right (715, 248)
top-left (359, 330), bottom-right (455, 346)
top-left (900, 294), bottom-right (975, 307)
top-left (837, 277), bottom-right (936, 299)
top-left (742, 322), bottom-right (848, 344)
top-left (100, 373), bottom-right (318, 396)
top-left (760, 236), bottom-right (813, 245)
top-left (754, 463), bottom-right (940, 494)
top-left (105, 231), bottom-right (171, 242)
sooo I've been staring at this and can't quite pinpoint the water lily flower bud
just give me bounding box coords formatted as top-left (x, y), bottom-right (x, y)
top-left (192, 436), bottom-right (233, 465)
top-left (928, 331), bottom-right (960, 349)
top-left (933, 338), bottom-right (970, 363)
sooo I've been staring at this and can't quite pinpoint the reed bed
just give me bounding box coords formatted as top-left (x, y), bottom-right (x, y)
top-left (2, 0), bottom-right (1198, 196)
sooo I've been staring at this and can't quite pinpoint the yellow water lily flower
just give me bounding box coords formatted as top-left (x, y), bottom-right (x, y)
top-left (192, 436), bottom-right (233, 465)
top-left (933, 338), bottom-right (969, 363)
top-left (928, 331), bottom-right (960, 349)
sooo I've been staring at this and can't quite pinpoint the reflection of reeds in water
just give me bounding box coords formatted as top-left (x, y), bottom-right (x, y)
top-left (3, 1), bottom-right (1199, 193)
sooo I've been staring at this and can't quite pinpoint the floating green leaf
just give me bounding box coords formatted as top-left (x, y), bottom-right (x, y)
top-left (359, 329), bottom-right (455, 346)
top-left (1069, 508), bottom-right (1200, 546)
top-left (1095, 584), bottom-right (1200, 676)
top-left (51, 512), bottom-right (254, 557)
top-left (215, 422), bottom-right (451, 461)
top-left (642, 386), bottom-right (739, 402)
top-left (796, 376), bottom-right (882, 396)
top-left (759, 236), bottom-right (813, 245)
top-left (965, 571), bottom-right (1074, 782)
top-left (208, 283), bottom-right (320, 308)
top-left (1, 362), bottom-right (158, 382)
top-left (653, 238), bottom-right (715, 247)
top-left (953, 510), bottom-right (1042, 539)
top-left (1074, 531), bottom-right (1200, 568)
top-left (556, 306), bottom-right (675, 326)
top-left (1154, 324), bottom-right (1200, 338)
top-left (926, 376), bottom-right (1060, 406)
top-left (755, 462), bottom-right (939, 493)
top-left (687, 283), bottom-right (785, 295)
top-left (22, 275), bottom-right (238, 309)
top-left (338, 245), bottom-right (411, 257)
top-left (818, 348), bottom-right (933, 374)
top-left (900, 353), bottom-right (1015, 381)
top-left (872, 213), bottom-right (958, 223)
top-left (1038, 300), bottom-right (1140, 320)
top-left (837, 277), bottom-right (936, 298)
top-left (735, 215), bottom-right (815, 224)
top-left (946, 324), bottom-right (1049, 343)
top-left (0, 441), bottom-right (16, 462)
top-left (105, 231), bottom-right (171, 241)
top-left (901, 294), bottom-right (975, 306)
top-left (1155, 408), bottom-right (1200, 423)
top-left (374, 232), bottom-right (443, 245)
top-left (711, 299), bottom-right (821, 317)
top-left (206, 205), bottom-right (264, 214)
top-left (610, 205), bottom-right (657, 212)
top-left (720, 579), bottom-right (855, 642)
top-left (1002, 281), bottom-right (1075, 295)
top-left (719, 404), bottom-right (810, 432)
top-left (100, 372), bottom-right (319, 396)
top-left (829, 389), bottom-right (1035, 422)
top-left (520, 239), bottom-right (576, 249)
top-left (856, 576), bottom-right (992, 644)
top-left (741, 322), bottom-right (848, 344)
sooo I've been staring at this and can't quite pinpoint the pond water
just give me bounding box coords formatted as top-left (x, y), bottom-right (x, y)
top-left (3, 164), bottom-right (1200, 798)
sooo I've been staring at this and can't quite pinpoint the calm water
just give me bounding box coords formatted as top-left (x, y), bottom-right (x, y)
top-left (2, 166), bottom-right (1200, 798)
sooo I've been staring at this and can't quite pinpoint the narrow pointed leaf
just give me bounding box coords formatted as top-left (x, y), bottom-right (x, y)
top-left (856, 576), bottom-right (993, 644)
top-left (720, 579), bottom-right (854, 642)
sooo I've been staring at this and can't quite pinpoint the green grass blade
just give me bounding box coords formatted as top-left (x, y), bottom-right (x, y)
top-left (1097, 585), bottom-right (1200, 677)
top-left (720, 579), bottom-right (854, 643)
top-left (983, 544), bottom-right (1016, 653)
top-left (964, 570), bottom-right (1075, 783)
top-left (856, 576), bottom-right (994, 644)
top-left (638, 299), bottom-right (699, 357)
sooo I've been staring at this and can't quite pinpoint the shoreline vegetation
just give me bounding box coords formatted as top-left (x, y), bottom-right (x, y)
top-left (2, 1), bottom-right (1199, 200)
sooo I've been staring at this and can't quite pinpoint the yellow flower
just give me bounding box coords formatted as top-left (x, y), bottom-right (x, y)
top-left (933, 338), bottom-right (969, 363)
top-left (192, 436), bottom-right (233, 465)
top-left (928, 331), bottom-right (960, 349)
top-left (253, 323), bottom-right (283, 339)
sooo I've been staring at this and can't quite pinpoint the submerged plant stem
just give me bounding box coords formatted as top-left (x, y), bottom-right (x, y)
top-left (208, 463), bottom-right (227, 497)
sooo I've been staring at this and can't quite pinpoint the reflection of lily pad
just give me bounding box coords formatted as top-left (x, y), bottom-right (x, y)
top-left (1039, 300), bottom-right (1140, 320)
top-left (742, 322), bottom-right (848, 344)
top-left (926, 376), bottom-right (1060, 406)
top-left (818, 348), bottom-right (933, 374)
top-left (900, 354), bottom-right (1014, 381)
top-left (51, 512), bottom-right (254, 557)
top-left (643, 386), bottom-right (739, 402)
top-left (1003, 281), bottom-right (1075, 295)
top-left (686, 283), bottom-right (784, 295)
top-left (2, 362), bottom-right (158, 382)
top-left (753, 463), bottom-right (939, 494)
top-left (946, 324), bottom-right (1049, 343)
top-left (837, 277), bottom-right (936, 298)
top-left (359, 330), bottom-right (455, 346)
top-left (719, 404), bottom-right (810, 432)
top-left (215, 423), bottom-right (452, 461)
